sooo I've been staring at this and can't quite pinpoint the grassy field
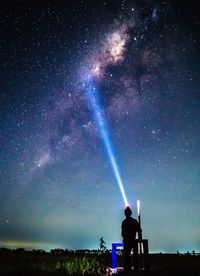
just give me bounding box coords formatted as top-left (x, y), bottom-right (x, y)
top-left (0, 251), bottom-right (109, 275)
top-left (0, 251), bottom-right (200, 275)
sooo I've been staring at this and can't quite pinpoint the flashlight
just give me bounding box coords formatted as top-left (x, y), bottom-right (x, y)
top-left (137, 200), bottom-right (141, 225)
top-left (137, 200), bottom-right (142, 240)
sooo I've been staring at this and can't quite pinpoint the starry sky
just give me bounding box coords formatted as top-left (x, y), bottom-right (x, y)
top-left (0, 0), bottom-right (200, 253)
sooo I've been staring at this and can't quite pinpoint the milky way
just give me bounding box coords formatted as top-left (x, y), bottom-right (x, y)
top-left (0, 0), bottom-right (200, 252)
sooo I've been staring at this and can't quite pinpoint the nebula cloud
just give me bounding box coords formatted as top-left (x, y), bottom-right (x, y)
top-left (84, 21), bottom-right (134, 80)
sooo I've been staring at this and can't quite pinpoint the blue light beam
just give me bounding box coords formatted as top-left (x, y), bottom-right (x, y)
top-left (84, 79), bottom-right (129, 207)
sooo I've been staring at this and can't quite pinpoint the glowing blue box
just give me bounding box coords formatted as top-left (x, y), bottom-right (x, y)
top-left (112, 242), bottom-right (124, 269)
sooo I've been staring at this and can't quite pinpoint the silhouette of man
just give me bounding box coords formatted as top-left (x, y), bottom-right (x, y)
top-left (121, 206), bottom-right (142, 272)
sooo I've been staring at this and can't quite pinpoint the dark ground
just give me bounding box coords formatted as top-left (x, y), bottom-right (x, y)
top-left (0, 251), bottom-right (200, 275)
top-left (116, 253), bottom-right (200, 276)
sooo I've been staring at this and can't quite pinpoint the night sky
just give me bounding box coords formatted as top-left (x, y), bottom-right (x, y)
top-left (0, 0), bottom-right (200, 253)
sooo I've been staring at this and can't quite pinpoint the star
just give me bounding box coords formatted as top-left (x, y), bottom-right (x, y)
top-left (0, 0), bottom-right (199, 253)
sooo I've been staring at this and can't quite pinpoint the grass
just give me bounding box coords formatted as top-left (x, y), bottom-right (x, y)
top-left (0, 253), bottom-right (101, 275)
top-left (149, 253), bottom-right (200, 271)
top-left (1, 251), bottom-right (200, 275)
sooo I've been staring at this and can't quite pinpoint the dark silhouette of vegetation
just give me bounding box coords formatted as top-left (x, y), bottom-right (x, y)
top-left (0, 247), bottom-right (200, 275)
top-left (99, 237), bottom-right (106, 253)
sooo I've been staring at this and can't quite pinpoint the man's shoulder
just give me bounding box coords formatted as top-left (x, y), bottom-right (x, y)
top-left (131, 217), bottom-right (138, 222)
top-left (122, 218), bottom-right (126, 225)
top-left (129, 217), bottom-right (139, 225)
top-left (122, 217), bottom-right (138, 224)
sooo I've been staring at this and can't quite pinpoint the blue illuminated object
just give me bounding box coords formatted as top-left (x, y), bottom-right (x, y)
top-left (84, 79), bottom-right (128, 206)
top-left (112, 242), bottom-right (124, 269)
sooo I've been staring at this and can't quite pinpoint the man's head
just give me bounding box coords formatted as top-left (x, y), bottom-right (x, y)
top-left (124, 206), bottom-right (132, 218)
